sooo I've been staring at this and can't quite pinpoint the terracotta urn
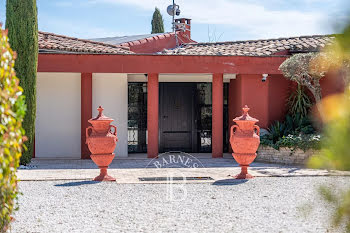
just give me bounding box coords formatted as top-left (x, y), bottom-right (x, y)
top-left (86, 106), bottom-right (118, 181)
top-left (230, 105), bottom-right (260, 179)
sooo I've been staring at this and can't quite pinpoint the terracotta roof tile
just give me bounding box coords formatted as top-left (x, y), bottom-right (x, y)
top-left (162, 35), bottom-right (335, 56)
top-left (38, 31), bottom-right (133, 54)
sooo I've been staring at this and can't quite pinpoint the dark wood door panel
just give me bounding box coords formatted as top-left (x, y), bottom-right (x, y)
top-left (160, 83), bottom-right (196, 152)
top-left (162, 132), bottom-right (191, 151)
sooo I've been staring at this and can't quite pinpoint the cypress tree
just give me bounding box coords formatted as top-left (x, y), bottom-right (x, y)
top-left (151, 7), bottom-right (164, 33)
top-left (6, 0), bottom-right (38, 165)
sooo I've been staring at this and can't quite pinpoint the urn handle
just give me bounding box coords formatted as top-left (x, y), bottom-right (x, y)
top-left (109, 125), bottom-right (117, 137)
top-left (254, 125), bottom-right (260, 136)
top-left (86, 126), bottom-right (93, 144)
top-left (231, 125), bottom-right (238, 136)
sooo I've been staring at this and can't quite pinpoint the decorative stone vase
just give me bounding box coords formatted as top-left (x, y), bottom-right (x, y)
top-left (230, 105), bottom-right (260, 179)
top-left (86, 106), bottom-right (118, 181)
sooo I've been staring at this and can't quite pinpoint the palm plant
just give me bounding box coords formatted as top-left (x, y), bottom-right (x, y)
top-left (287, 85), bottom-right (312, 118)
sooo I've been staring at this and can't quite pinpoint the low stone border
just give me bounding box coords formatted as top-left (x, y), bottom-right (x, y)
top-left (256, 145), bottom-right (317, 165)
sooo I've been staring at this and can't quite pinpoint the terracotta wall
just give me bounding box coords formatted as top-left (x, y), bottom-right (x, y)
top-left (267, 74), bottom-right (292, 126)
top-left (320, 71), bottom-right (345, 97)
top-left (229, 75), bottom-right (270, 129)
top-left (228, 72), bottom-right (345, 131)
top-left (240, 74), bottom-right (270, 128)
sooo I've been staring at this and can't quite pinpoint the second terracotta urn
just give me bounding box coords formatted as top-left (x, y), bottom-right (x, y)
top-left (86, 106), bottom-right (118, 181)
top-left (230, 105), bottom-right (260, 179)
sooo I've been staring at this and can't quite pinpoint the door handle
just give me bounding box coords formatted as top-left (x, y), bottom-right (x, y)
top-left (163, 116), bottom-right (168, 119)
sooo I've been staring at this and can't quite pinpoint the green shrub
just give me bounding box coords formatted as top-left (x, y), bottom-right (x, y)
top-left (261, 82), bottom-right (317, 151)
top-left (262, 113), bottom-right (316, 146)
top-left (275, 134), bottom-right (321, 151)
top-left (268, 120), bottom-right (287, 142)
top-left (0, 27), bottom-right (26, 232)
top-left (261, 133), bottom-right (321, 151)
top-left (287, 85), bottom-right (312, 118)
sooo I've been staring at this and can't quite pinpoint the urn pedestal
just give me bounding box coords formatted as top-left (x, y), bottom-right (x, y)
top-left (86, 106), bottom-right (118, 181)
top-left (90, 154), bottom-right (116, 181)
top-left (230, 105), bottom-right (260, 179)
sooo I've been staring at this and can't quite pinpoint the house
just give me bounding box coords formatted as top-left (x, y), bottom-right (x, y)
top-left (35, 18), bottom-right (342, 159)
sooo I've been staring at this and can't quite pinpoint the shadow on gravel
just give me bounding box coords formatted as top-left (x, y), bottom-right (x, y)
top-left (54, 181), bottom-right (101, 187)
top-left (212, 179), bottom-right (249, 186)
top-left (288, 168), bottom-right (301, 173)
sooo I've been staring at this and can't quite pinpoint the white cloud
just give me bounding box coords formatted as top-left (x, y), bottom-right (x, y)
top-left (89, 0), bottom-right (335, 38)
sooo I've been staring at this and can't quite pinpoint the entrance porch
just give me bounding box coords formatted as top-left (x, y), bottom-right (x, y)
top-left (127, 73), bottom-right (231, 158)
top-left (36, 54), bottom-right (289, 159)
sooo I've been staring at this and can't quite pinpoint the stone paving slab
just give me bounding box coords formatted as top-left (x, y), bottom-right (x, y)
top-left (17, 158), bottom-right (350, 184)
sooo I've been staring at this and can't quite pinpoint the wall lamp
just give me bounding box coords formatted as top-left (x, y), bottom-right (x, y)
top-left (262, 74), bottom-right (269, 82)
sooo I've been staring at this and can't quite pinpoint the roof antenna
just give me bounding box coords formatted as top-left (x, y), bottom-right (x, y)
top-left (167, 0), bottom-right (181, 47)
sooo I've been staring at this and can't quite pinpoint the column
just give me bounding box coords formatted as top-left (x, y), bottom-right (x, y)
top-left (212, 73), bottom-right (223, 158)
top-left (147, 73), bottom-right (159, 158)
top-left (81, 73), bottom-right (92, 159)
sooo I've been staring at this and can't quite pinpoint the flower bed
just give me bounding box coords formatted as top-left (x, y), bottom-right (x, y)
top-left (261, 133), bottom-right (321, 151)
top-left (258, 133), bottom-right (321, 165)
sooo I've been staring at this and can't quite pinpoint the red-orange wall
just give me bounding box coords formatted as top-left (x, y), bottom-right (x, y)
top-left (241, 75), bottom-right (270, 128)
top-left (268, 74), bottom-right (292, 126)
top-left (320, 71), bottom-right (345, 97)
top-left (228, 72), bottom-right (344, 130)
top-left (229, 75), bottom-right (270, 128)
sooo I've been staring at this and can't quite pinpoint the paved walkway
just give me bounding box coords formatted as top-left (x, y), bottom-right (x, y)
top-left (18, 154), bottom-right (350, 183)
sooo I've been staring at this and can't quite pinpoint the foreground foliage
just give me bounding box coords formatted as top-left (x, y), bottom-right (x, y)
top-left (6, 0), bottom-right (38, 164)
top-left (0, 27), bottom-right (26, 232)
top-left (308, 23), bottom-right (350, 232)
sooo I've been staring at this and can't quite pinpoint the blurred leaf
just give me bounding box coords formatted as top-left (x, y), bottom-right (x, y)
top-left (308, 21), bottom-right (350, 233)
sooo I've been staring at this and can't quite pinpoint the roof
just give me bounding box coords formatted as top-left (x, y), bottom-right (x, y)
top-left (161, 35), bottom-right (335, 56)
top-left (90, 33), bottom-right (168, 45)
top-left (38, 31), bottom-right (133, 54)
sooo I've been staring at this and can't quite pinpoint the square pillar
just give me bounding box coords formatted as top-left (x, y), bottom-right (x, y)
top-left (228, 77), bottom-right (241, 153)
top-left (147, 73), bottom-right (159, 158)
top-left (81, 73), bottom-right (92, 159)
top-left (212, 73), bottom-right (223, 158)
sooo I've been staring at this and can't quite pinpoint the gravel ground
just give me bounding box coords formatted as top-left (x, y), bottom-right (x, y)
top-left (10, 177), bottom-right (350, 233)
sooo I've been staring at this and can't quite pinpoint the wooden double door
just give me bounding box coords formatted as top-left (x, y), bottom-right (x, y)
top-left (159, 83), bottom-right (197, 152)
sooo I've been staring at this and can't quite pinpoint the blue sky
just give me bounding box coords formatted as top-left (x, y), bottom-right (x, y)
top-left (0, 0), bottom-right (349, 42)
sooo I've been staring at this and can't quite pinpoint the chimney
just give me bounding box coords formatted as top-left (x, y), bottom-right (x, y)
top-left (175, 18), bottom-right (191, 39)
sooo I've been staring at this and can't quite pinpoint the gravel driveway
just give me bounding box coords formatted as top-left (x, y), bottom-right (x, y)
top-left (10, 177), bottom-right (350, 233)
